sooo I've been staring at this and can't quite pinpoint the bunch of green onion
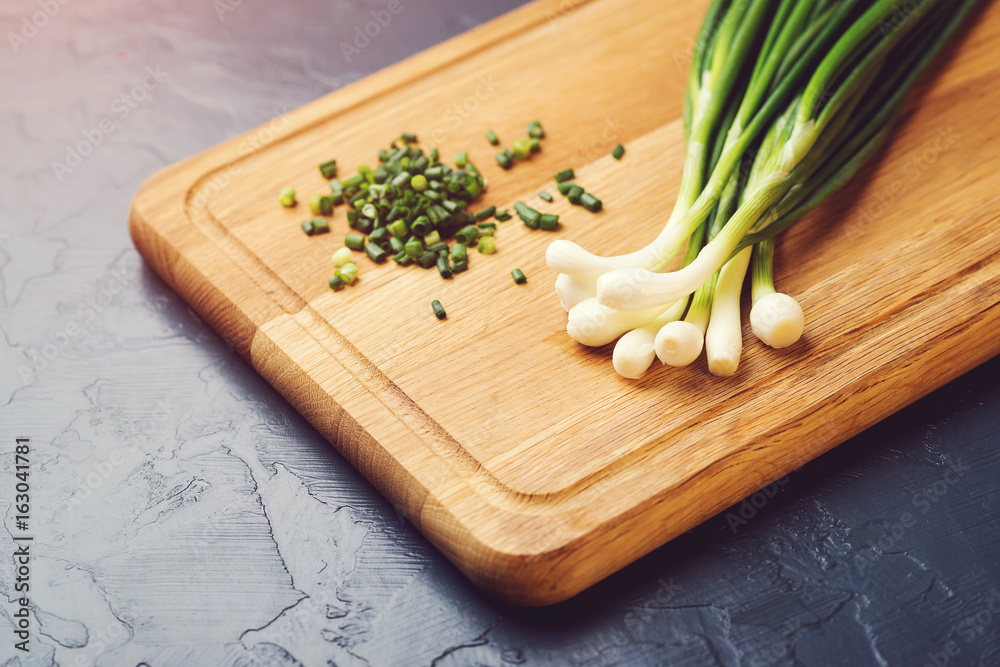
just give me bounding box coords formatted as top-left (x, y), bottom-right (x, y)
top-left (546, 0), bottom-right (979, 378)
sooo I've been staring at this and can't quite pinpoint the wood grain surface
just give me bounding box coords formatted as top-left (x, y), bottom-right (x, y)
top-left (128, 0), bottom-right (1000, 605)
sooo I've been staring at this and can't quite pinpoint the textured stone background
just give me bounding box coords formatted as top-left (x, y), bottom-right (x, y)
top-left (1, 0), bottom-right (998, 665)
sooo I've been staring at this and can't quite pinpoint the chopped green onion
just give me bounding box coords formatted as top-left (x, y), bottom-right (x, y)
top-left (539, 214), bottom-right (560, 231)
top-left (527, 121), bottom-right (544, 138)
top-left (557, 181), bottom-right (576, 195)
top-left (455, 225), bottom-right (479, 245)
top-left (309, 217), bottom-right (330, 234)
top-left (328, 275), bottom-right (346, 291)
top-left (452, 260), bottom-right (468, 273)
top-left (364, 243), bottom-right (388, 263)
top-left (566, 185), bottom-right (584, 205)
top-left (338, 262), bottom-right (359, 283)
top-left (538, 191), bottom-right (553, 203)
top-left (332, 247), bottom-right (353, 266)
top-left (368, 227), bottom-right (390, 248)
top-left (494, 209), bottom-right (512, 222)
top-left (580, 192), bottom-right (603, 212)
top-left (319, 159), bottom-right (338, 179)
top-left (554, 169), bottom-right (575, 183)
top-left (423, 230), bottom-right (441, 246)
top-left (455, 152), bottom-right (468, 168)
top-left (529, 138), bottom-right (541, 154)
top-left (427, 241), bottom-right (449, 253)
top-left (486, 129), bottom-right (499, 145)
top-left (411, 174), bottom-right (428, 191)
top-left (511, 139), bottom-right (531, 160)
top-left (496, 150), bottom-right (513, 170)
top-left (410, 215), bottom-right (431, 236)
top-left (451, 243), bottom-right (468, 263)
top-left (404, 237), bottom-right (424, 258)
top-left (392, 250), bottom-right (411, 265)
top-left (511, 269), bottom-right (527, 284)
top-left (612, 144), bottom-right (625, 160)
top-left (436, 256), bottom-right (453, 279)
top-left (417, 250), bottom-right (438, 269)
top-left (387, 219), bottom-right (409, 239)
top-left (477, 236), bottom-right (497, 254)
top-left (431, 299), bottom-right (446, 320)
top-left (389, 236), bottom-right (405, 253)
top-left (475, 206), bottom-right (496, 222)
top-left (514, 201), bottom-right (541, 228)
top-left (301, 219), bottom-right (315, 236)
top-left (345, 232), bottom-right (366, 250)
top-left (279, 187), bottom-right (296, 207)
top-left (401, 132), bottom-right (418, 143)
top-left (329, 180), bottom-right (345, 204)
top-left (308, 194), bottom-right (333, 215)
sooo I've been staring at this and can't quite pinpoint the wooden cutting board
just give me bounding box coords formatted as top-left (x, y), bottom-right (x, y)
top-left (129, 0), bottom-right (1000, 605)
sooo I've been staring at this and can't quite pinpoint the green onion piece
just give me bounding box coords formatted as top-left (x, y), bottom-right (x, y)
top-left (475, 206), bottom-right (496, 222)
top-left (354, 216), bottom-right (374, 235)
top-left (411, 174), bottom-right (428, 191)
top-left (329, 180), bottom-right (345, 204)
top-left (332, 247), bottom-right (353, 266)
top-left (436, 256), bottom-right (453, 279)
top-left (612, 144), bottom-right (625, 160)
top-left (511, 269), bottom-right (527, 284)
top-left (566, 185), bottom-right (584, 205)
top-left (368, 227), bottom-right (390, 248)
top-left (538, 191), bottom-right (553, 203)
top-left (554, 169), bottom-right (575, 183)
top-left (343, 174), bottom-right (364, 189)
top-left (417, 250), bottom-right (438, 269)
top-left (319, 159), bottom-right (338, 179)
top-left (328, 274), bottom-right (346, 291)
top-left (529, 138), bottom-right (541, 154)
top-left (387, 219), bottom-right (409, 239)
top-left (494, 209), bottom-right (512, 222)
top-left (411, 215), bottom-right (431, 236)
top-left (389, 236), bottom-right (404, 253)
top-left (539, 214), bottom-right (559, 231)
top-left (514, 201), bottom-right (541, 228)
top-left (310, 217), bottom-right (330, 234)
top-left (557, 181), bottom-right (576, 195)
top-left (301, 219), bottom-right (314, 236)
top-left (364, 243), bottom-right (389, 263)
top-left (455, 152), bottom-right (468, 168)
top-left (404, 237), bottom-right (424, 258)
top-left (527, 121), bottom-right (544, 138)
top-left (358, 164), bottom-right (373, 183)
top-left (427, 241), bottom-right (449, 253)
top-left (511, 139), bottom-right (531, 160)
top-left (338, 262), bottom-right (359, 283)
top-left (392, 250), bottom-right (411, 265)
top-left (431, 300), bottom-right (446, 320)
top-left (362, 203), bottom-right (378, 219)
top-left (401, 132), bottom-right (418, 143)
top-left (580, 192), bottom-right (603, 212)
top-left (476, 222), bottom-right (496, 231)
top-left (441, 199), bottom-right (462, 214)
top-left (391, 171), bottom-right (411, 188)
top-left (477, 236), bottom-right (497, 254)
top-left (424, 165), bottom-right (444, 179)
top-left (456, 225), bottom-right (480, 245)
top-left (345, 232), bottom-right (366, 250)
top-left (452, 260), bottom-right (468, 274)
top-left (279, 187), bottom-right (296, 207)
top-left (423, 230), bottom-right (441, 246)
top-left (496, 151), bottom-right (513, 170)
top-left (309, 195), bottom-right (332, 215)
top-left (451, 243), bottom-right (468, 263)
top-left (486, 129), bottom-right (499, 145)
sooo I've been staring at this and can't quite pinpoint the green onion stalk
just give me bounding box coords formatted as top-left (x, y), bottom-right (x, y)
top-left (551, 0), bottom-right (980, 377)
